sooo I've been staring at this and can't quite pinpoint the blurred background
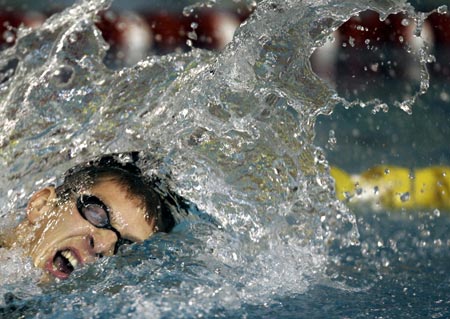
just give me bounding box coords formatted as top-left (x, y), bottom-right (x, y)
top-left (0, 0), bottom-right (255, 67)
top-left (1, 0), bottom-right (449, 171)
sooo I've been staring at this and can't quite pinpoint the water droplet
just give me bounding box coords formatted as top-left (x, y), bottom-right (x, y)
top-left (397, 100), bottom-right (413, 115)
top-left (53, 65), bottom-right (74, 86)
top-left (401, 18), bottom-right (410, 26)
top-left (326, 129), bottom-right (336, 150)
top-left (371, 103), bottom-right (389, 114)
top-left (315, 152), bottom-right (326, 164)
top-left (348, 36), bottom-right (355, 47)
top-left (420, 229), bottom-right (430, 238)
top-left (3, 30), bottom-right (15, 43)
top-left (187, 31), bottom-right (198, 40)
top-left (68, 33), bottom-right (78, 43)
top-left (433, 239), bottom-right (442, 247)
top-left (437, 5), bottom-right (448, 14)
top-left (370, 63), bottom-right (379, 72)
top-left (439, 91), bottom-right (450, 102)
top-left (182, 7), bottom-right (194, 17)
top-left (400, 192), bottom-right (410, 202)
top-left (355, 187), bottom-right (363, 195)
top-left (103, 10), bottom-right (117, 22)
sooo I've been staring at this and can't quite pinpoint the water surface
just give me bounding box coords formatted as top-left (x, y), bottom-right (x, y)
top-left (0, 0), bottom-right (449, 317)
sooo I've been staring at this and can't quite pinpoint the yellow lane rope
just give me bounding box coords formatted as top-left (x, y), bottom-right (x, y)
top-left (331, 165), bottom-right (450, 210)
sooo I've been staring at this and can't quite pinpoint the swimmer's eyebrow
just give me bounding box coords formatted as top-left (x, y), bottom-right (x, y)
top-left (98, 197), bottom-right (144, 243)
top-left (85, 195), bottom-right (139, 252)
top-left (77, 195), bottom-right (128, 240)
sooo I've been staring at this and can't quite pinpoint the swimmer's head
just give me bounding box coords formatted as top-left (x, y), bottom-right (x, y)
top-left (12, 152), bottom-right (176, 280)
top-left (56, 152), bottom-right (176, 233)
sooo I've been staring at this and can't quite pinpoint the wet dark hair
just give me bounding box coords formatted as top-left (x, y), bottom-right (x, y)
top-left (56, 152), bottom-right (179, 233)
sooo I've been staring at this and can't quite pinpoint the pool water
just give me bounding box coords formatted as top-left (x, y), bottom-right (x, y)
top-left (1, 0), bottom-right (449, 318)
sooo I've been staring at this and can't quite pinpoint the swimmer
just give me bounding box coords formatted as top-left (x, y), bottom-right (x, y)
top-left (0, 152), bottom-right (191, 280)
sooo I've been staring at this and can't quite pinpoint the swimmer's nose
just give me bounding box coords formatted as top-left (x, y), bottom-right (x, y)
top-left (89, 229), bottom-right (118, 257)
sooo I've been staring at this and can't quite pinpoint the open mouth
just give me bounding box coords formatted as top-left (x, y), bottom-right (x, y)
top-left (49, 249), bottom-right (80, 279)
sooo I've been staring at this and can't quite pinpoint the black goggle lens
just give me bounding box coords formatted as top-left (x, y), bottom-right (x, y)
top-left (76, 195), bottom-right (133, 253)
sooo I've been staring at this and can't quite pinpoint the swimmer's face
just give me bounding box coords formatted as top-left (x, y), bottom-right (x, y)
top-left (23, 177), bottom-right (155, 280)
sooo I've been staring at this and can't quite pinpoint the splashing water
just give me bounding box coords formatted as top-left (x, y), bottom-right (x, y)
top-left (1, 0), bottom-right (448, 317)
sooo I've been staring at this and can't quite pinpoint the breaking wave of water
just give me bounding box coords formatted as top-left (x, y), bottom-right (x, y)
top-left (1, 0), bottom-right (448, 317)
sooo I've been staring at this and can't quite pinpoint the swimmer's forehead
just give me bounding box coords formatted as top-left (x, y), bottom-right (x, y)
top-left (59, 167), bottom-right (138, 197)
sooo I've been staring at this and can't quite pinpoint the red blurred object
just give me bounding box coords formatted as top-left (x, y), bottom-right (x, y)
top-left (95, 7), bottom-right (246, 62)
top-left (0, 11), bottom-right (45, 49)
top-left (427, 12), bottom-right (450, 46)
top-left (0, 7), bottom-right (245, 56)
top-left (337, 11), bottom-right (415, 48)
top-left (311, 9), bottom-right (447, 92)
top-left (0, 5), bottom-right (449, 80)
top-left (426, 12), bottom-right (450, 78)
top-left (181, 9), bottom-right (241, 51)
top-left (96, 10), bottom-right (153, 64)
top-left (328, 11), bottom-right (419, 96)
top-left (146, 11), bottom-right (188, 54)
